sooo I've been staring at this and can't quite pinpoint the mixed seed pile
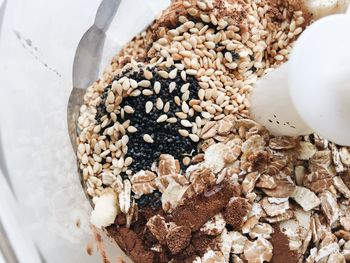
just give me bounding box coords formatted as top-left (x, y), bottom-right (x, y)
top-left (76, 0), bottom-right (350, 262)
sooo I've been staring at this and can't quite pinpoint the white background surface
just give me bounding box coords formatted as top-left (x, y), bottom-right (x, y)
top-left (0, 0), bottom-right (167, 262)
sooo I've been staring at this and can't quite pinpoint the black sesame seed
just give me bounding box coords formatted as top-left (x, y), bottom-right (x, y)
top-left (250, 66), bottom-right (257, 73)
top-left (96, 66), bottom-right (200, 173)
top-left (231, 51), bottom-right (240, 61)
top-left (136, 190), bottom-right (162, 211)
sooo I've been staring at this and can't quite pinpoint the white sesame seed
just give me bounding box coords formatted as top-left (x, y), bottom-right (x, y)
top-left (158, 71), bottom-right (169, 78)
top-left (124, 157), bottom-right (133, 167)
top-left (160, 49), bottom-right (170, 58)
top-left (156, 98), bottom-right (164, 110)
top-left (201, 111), bottom-right (212, 119)
top-left (180, 83), bottom-right (190, 93)
top-left (124, 105), bottom-right (135, 114)
top-left (169, 29), bottom-right (179, 36)
top-left (179, 50), bottom-right (192, 57)
top-left (143, 70), bottom-right (153, 80)
top-left (181, 119), bottom-right (192, 128)
top-left (122, 79), bottom-right (130, 90)
top-left (174, 96), bottom-right (181, 106)
top-left (138, 80), bottom-right (151, 87)
top-left (294, 27), bottom-right (303, 35)
top-left (200, 14), bottom-right (210, 23)
top-left (127, 126), bottom-right (137, 133)
top-left (78, 143), bottom-right (85, 155)
top-left (182, 90), bottom-right (190, 101)
top-left (181, 102), bottom-right (190, 113)
top-left (143, 134), bottom-right (154, 143)
top-left (189, 134), bottom-right (200, 142)
top-left (152, 82), bottom-right (160, 94)
top-left (142, 89), bottom-right (153, 96)
top-left (186, 69), bottom-right (197, 75)
top-left (181, 70), bottom-right (187, 81)
top-left (156, 114), bottom-right (168, 123)
top-left (121, 135), bottom-right (129, 145)
top-left (130, 79), bottom-right (138, 88)
top-left (117, 157), bottom-right (124, 169)
top-left (175, 112), bottom-right (187, 119)
top-left (274, 55), bottom-right (284, 61)
top-left (106, 92), bottom-right (115, 104)
top-left (169, 82), bottom-right (176, 93)
top-left (178, 129), bottom-right (189, 137)
top-left (169, 68), bottom-right (178, 79)
top-left (205, 41), bottom-right (216, 49)
top-left (163, 102), bottom-right (170, 113)
top-left (167, 117), bottom-right (177, 123)
top-left (145, 101), bottom-right (153, 114)
top-left (100, 149), bottom-right (111, 158)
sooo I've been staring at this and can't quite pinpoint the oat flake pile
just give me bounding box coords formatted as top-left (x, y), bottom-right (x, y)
top-left (76, 0), bottom-right (350, 262)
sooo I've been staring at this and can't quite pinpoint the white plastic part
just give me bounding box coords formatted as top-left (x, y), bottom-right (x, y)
top-left (289, 14), bottom-right (350, 146)
top-left (250, 3), bottom-right (350, 145)
top-left (304, 0), bottom-right (350, 19)
top-left (249, 65), bottom-right (313, 136)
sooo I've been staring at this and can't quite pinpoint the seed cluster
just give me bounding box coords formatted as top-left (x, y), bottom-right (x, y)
top-left (96, 66), bottom-right (202, 173)
top-left (77, 0), bottom-right (310, 209)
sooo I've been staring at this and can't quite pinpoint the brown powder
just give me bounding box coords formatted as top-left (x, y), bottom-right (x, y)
top-left (173, 244), bottom-right (197, 263)
top-left (191, 232), bottom-right (217, 257)
top-left (91, 226), bottom-right (111, 263)
top-left (172, 183), bottom-right (238, 231)
top-left (270, 225), bottom-right (299, 263)
top-left (86, 242), bottom-right (93, 256)
top-left (107, 226), bottom-right (155, 263)
top-left (166, 226), bottom-right (192, 255)
top-left (223, 197), bottom-right (251, 230)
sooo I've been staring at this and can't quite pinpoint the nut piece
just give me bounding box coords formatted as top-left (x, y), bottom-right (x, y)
top-left (146, 215), bottom-right (168, 244)
top-left (91, 190), bottom-right (118, 229)
top-left (200, 213), bottom-right (226, 236)
top-left (319, 191), bottom-right (340, 226)
top-left (291, 186), bottom-right (321, 211)
top-left (166, 225), bottom-right (191, 255)
top-left (298, 141), bottom-right (317, 160)
top-left (131, 170), bottom-right (157, 197)
top-left (243, 237), bottom-right (273, 263)
top-left (205, 143), bottom-right (231, 173)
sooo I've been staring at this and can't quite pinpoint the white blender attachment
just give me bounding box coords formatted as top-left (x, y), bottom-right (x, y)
top-left (250, 2), bottom-right (350, 146)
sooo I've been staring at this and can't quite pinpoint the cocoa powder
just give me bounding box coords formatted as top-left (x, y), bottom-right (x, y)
top-left (270, 225), bottom-right (299, 263)
top-left (223, 197), bottom-right (251, 230)
top-left (166, 226), bottom-right (192, 255)
top-left (172, 183), bottom-right (239, 231)
top-left (107, 226), bottom-right (155, 263)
